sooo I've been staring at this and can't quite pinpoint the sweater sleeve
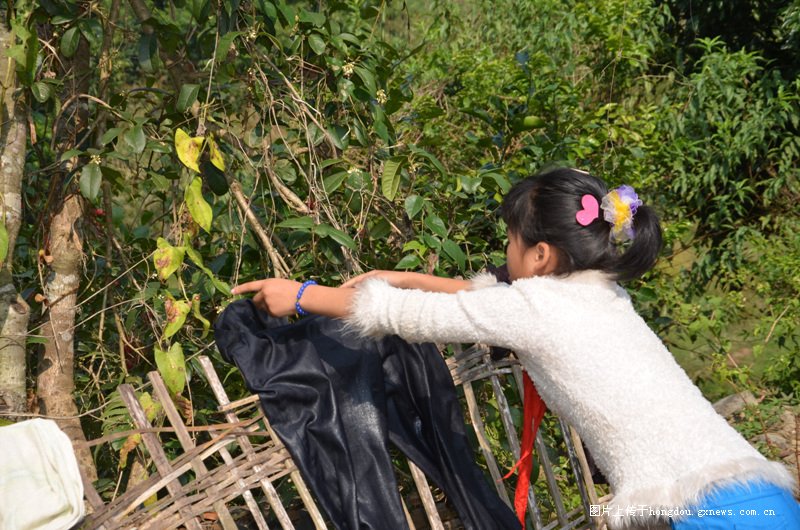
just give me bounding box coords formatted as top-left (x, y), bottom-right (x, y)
top-left (343, 277), bottom-right (531, 349)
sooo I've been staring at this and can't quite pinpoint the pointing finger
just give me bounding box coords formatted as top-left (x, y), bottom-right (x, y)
top-left (231, 280), bottom-right (266, 295)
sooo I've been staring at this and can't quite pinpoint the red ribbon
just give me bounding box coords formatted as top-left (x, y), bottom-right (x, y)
top-left (502, 372), bottom-right (546, 527)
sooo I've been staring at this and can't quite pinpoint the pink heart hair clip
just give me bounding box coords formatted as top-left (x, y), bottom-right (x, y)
top-left (575, 194), bottom-right (599, 226)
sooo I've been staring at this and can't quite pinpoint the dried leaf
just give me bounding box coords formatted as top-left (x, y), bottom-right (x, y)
top-left (174, 393), bottom-right (193, 421)
top-left (119, 433), bottom-right (141, 469)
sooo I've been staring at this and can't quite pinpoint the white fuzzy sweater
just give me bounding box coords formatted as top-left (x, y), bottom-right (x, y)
top-left (345, 270), bottom-right (796, 529)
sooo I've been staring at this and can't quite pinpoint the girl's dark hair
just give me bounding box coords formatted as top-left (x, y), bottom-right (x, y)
top-left (500, 167), bottom-right (662, 282)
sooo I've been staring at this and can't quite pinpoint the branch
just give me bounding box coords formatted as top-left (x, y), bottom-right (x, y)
top-left (229, 180), bottom-right (290, 278)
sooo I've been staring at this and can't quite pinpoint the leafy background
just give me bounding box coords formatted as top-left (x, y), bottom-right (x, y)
top-left (1, 0), bottom-right (798, 520)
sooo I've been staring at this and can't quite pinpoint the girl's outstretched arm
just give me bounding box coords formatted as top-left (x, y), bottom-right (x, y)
top-left (230, 272), bottom-right (524, 350)
top-left (341, 270), bottom-right (471, 293)
top-left (229, 271), bottom-right (472, 317)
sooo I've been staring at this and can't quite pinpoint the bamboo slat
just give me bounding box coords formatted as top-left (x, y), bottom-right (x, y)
top-left (147, 372), bottom-right (238, 530)
top-left (408, 460), bottom-right (446, 530)
top-left (118, 384), bottom-right (203, 530)
top-left (198, 355), bottom-right (328, 530)
top-left (197, 356), bottom-right (294, 530)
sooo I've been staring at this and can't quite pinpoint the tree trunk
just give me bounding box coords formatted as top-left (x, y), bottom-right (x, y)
top-left (37, 18), bottom-right (97, 480)
top-left (38, 194), bottom-right (96, 479)
top-left (0, 18), bottom-right (31, 418)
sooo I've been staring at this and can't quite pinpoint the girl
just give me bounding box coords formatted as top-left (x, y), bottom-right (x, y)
top-left (231, 167), bottom-right (800, 529)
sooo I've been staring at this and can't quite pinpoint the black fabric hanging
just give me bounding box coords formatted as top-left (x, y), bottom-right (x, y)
top-left (213, 299), bottom-right (520, 530)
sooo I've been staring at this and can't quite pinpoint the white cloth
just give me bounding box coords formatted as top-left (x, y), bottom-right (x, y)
top-left (345, 270), bottom-right (797, 529)
top-left (0, 418), bottom-right (85, 530)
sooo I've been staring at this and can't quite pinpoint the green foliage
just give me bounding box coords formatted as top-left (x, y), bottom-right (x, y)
top-left (11, 0), bottom-right (798, 510)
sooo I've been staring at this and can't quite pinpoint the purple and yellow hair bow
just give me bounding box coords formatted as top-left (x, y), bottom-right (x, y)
top-left (575, 185), bottom-right (643, 242)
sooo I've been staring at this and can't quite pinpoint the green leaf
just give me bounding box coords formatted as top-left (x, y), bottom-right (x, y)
top-left (404, 195), bottom-right (424, 219)
top-left (482, 172), bottom-right (511, 193)
top-left (314, 224), bottom-right (355, 249)
top-left (307, 33), bottom-right (326, 55)
top-left (176, 84), bottom-right (200, 112)
top-left (381, 156), bottom-right (405, 201)
top-left (276, 216), bottom-right (314, 230)
top-left (184, 176), bottom-right (212, 233)
top-left (184, 239), bottom-right (231, 296)
top-left (124, 125), bottom-right (147, 154)
top-left (424, 214), bottom-right (447, 238)
top-left (442, 239), bottom-right (467, 270)
top-left (60, 26), bottom-right (80, 57)
top-left (320, 158), bottom-right (344, 169)
top-left (31, 82), bottom-right (52, 103)
top-left (138, 32), bottom-right (158, 73)
top-left (216, 31), bottom-right (242, 63)
top-left (275, 1), bottom-right (295, 25)
top-left (323, 171), bottom-right (348, 194)
top-left (154, 342), bottom-right (186, 395)
top-left (372, 105), bottom-right (390, 143)
top-left (354, 66), bottom-right (376, 95)
top-left (327, 126), bottom-right (349, 150)
top-left (0, 222), bottom-right (8, 264)
top-left (409, 145), bottom-right (446, 176)
top-left (100, 127), bottom-right (122, 146)
top-left (460, 175), bottom-right (482, 194)
top-left (189, 0), bottom-right (210, 22)
top-left (79, 18), bottom-right (103, 50)
top-left (394, 254), bottom-right (422, 270)
top-left (153, 237), bottom-right (185, 282)
top-left (163, 297), bottom-right (191, 339)
top-left (10, 20), bottom-right (38, 86)
top-left (298, 9), bottom-right (325, 26)
top-left (60, 149), bottom-right (83, 161)
top-left (183, 240), bottom-right (209, 273)
top-left (273, 159), bottom-right (297, 184)
top-left (79, 163), bottom-right (102, 201)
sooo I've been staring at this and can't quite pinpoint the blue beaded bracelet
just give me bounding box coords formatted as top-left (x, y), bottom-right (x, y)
top-left (295, 280), bottom-right (317, 316)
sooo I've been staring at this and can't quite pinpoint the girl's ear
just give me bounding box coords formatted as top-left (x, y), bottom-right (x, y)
top-left (525, 242), bottom-right (560, 276)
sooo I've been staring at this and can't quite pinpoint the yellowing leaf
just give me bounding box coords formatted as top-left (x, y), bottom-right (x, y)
top-left (155, 342), bottom-right (186, 396)
top-left (207, 135), bottom-right (225, 171)
top-left (185, 176), bottom-right (213, 233)
top-left (153, 237), bottom-right (185, 282)
top-left (138, 392), bottom-right (162, 422)
top-left (175, 128), bottom-right (204, 173)
top-left (191, 294), bottom-right (211, 339)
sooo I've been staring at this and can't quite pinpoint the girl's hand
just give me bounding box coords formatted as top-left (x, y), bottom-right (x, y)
top-left (230, 278), bottom-right (301, 317)
top-left (341, 270), bottom-right (411, 289)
